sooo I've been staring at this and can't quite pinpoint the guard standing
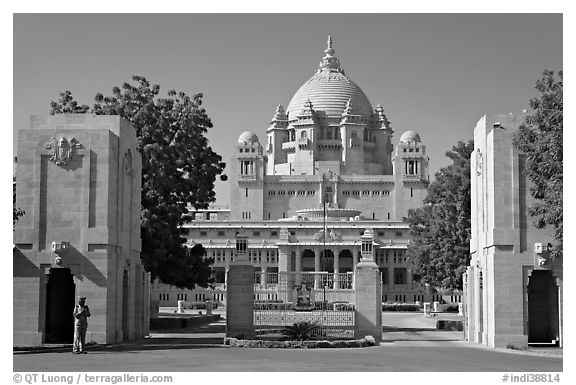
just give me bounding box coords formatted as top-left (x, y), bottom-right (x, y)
top-left (72, 296), bottom-right (90, 354)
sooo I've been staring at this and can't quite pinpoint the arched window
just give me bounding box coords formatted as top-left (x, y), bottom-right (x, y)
top-left (301, 130), bottom-right (307, 139)
top-left (351, 131), bottom-right (357, 139)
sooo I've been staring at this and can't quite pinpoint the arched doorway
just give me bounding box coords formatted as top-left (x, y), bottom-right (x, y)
top-left (301, 249), bottom-right (315, 272)
top-left (338, 249), bottom-right (354, 273)
top-left (320, 249), bottom-right (334, 273)
top-left (528, 270), bottom-right (559, 345)
top-left (45, 268), bottom-right (75, 343)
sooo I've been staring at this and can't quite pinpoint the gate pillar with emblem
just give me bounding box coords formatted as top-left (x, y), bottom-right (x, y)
top-left (354, 228), bottom-right (382, 341)
top-left (226, 233), bottom-right (255, 338)
top-left (13, 114), bottom-right (149, 346)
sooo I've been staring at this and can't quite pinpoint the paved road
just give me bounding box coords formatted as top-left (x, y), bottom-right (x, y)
top-left (13, 313), bottom-right (563, 372)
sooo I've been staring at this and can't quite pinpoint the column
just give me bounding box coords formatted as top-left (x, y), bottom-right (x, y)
top-left (295, 247), bottom-right (302, 285)
top-left (352, 248), bottom-right (359, 268)
top-left (388, 265), bottom-right (394, 291)
top-left (261, 265), bottom-right (267, 287)
top-left (333, 248), bottom-right (339, 289)
top-left (407, 268), bottom-right (413, 291)
top-left (354, 229), bottom-right (381, 341)
top-left (226, 234), bottom-right (255, 338)
top-left (314, 248), bottom-right (321, 289)
top-left (277, 247), bottom-right (289, 273)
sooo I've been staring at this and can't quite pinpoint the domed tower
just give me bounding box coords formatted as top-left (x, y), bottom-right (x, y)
top-left (266, 36), bottom-right (394, 176)
top-left (230, 131), bottom-right (265, 220)
top-left (392, 130), bottom-right (429, 217)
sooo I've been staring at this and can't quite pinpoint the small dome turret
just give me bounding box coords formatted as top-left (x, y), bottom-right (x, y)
top-left (238, 131), bottom-right (260, 144)
top-left (399, 131), bottom-right (421, 144)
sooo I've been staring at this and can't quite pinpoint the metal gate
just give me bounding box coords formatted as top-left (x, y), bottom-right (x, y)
top-left (253, 272), bottom-right (355, 339)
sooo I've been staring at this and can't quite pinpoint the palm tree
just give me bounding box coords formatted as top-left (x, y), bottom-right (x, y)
top-left (281, 321), bottom-right (319, 341)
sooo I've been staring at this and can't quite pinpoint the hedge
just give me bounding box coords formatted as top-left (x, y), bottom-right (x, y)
top-left (224, 336), bottom-right (376, 349)
top-left (382, 303), bottom-right (421, 312)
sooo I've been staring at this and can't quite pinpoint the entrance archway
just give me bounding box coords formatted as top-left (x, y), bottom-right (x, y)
top-left (528, 270), bottom-right (559, 345)
top-left (45, 268), bottom-right (75, 343)
top-left (339, 249), bottom-right (354, 273)
top-left (320, 249), bottom-right (334, 273)
top-left (302, 249), bottom-right (315, 272)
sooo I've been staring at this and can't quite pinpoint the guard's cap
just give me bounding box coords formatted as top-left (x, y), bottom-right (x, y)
top-left (78, 296), bottom-right (86, 300)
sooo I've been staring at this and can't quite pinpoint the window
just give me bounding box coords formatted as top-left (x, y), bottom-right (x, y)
top-left (253, 231), bottom-right (260, 237)
top-left (301, 130), bottom-right (307, 139)
top-left (246, 188), bottom-right (248, 197)
top-left (270, 230), bottom-right (278, 236)
top-left (351, 131), bottom-right (357, 139)
top-left (217, 230), bottom-right (225, 236)
top-left (200, 230), bottom-right (207, 237)
top-left (394, 268), bottom-right (407, 284)
top-left (395, 231), bottom-right (403, 236)
top-left (377, 231), bottom-right (385, 236)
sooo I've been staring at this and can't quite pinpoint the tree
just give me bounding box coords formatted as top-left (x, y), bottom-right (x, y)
top-left (405, 140), bottom-right (474, 290)
top-left (50, 76), bottom-right (226, 289)
top-left (13, 175), bottom-right (24, 226)
top-left (513, 70), bottom-right (563, 260)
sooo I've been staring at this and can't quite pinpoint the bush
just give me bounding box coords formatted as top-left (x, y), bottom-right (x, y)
top-left (382, 303), bottom-right (421, 312)
top-left (333, 303), bottom-right (355, 311)
top-left (281, 321), bottom-right (319, 341)
top-left (224, 337), bottom-right (377, 349)
top-left (253, 302), bottom-right (294, 311)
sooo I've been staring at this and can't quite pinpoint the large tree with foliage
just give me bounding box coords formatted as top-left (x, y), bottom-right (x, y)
top-left (513, 70), bottom-right (563, 260)
top-left (405, 141), bottom-right (474, 290)
top-left (50, 76), bottom-right (226, 289)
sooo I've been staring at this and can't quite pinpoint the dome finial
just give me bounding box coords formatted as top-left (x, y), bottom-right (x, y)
top-left (326, 35), bottom-right (334, 55)
top-left (319, 35), bottom-right (341, 72)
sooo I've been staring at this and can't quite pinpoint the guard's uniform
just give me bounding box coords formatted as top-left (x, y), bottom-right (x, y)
top-left (73, 297), bottom-right (90, 353)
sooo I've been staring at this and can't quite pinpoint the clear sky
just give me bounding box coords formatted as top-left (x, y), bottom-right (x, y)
top-left (13, 13), bottom-right (563, 207)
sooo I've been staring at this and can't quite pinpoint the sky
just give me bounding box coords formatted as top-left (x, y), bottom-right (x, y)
top-left (12, 13), bottom-right (563, 207)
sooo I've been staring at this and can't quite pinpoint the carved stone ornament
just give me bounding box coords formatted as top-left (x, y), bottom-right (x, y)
top-left (314, 229), bottom-right (342, 242)
top-left (475, 149), bottom-right (483, 176)
top-left (124, 149), bottom-right (133, 176)
top-left (45, 137), bottom-right (82, 166)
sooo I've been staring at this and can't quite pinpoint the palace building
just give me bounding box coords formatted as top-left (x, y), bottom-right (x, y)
top-left (152, 37), bottom-right (453, 307)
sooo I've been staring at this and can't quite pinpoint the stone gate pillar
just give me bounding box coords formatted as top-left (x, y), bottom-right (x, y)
top-left (354, 228), bottom-right (382, 341)
top-left (226, 233), bottom-right (255, 338)
top-left (13, 115), bottom-right (147, 346)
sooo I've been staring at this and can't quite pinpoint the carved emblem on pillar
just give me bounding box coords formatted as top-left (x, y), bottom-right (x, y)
top-left (45, 137), bottom-right (82, 166)
top-left (475, 149), bottom-right (483, 176)
top-left (124, 149), bottom-right (133, 176)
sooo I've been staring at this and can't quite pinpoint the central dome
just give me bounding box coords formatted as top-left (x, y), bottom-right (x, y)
top-left (286, 36), bottom-right (373, 121)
